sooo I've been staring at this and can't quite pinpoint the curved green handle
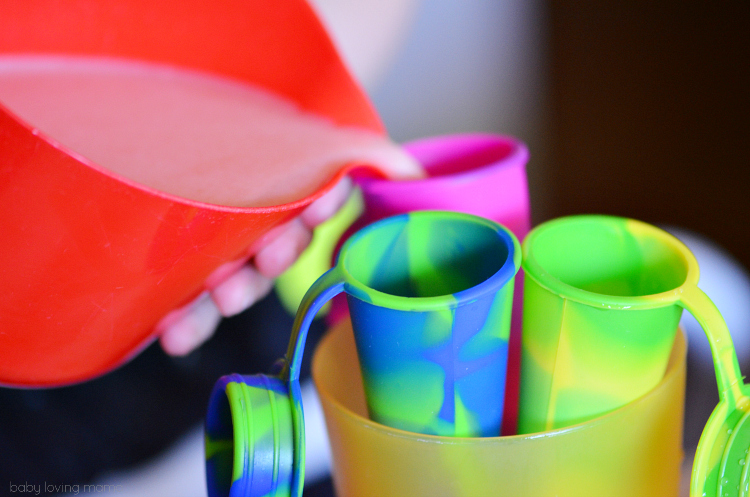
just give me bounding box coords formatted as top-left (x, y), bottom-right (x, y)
top-left (680, 285), bottom-right (744, 405)
top-left (684, 286), bottom-right (750, 497)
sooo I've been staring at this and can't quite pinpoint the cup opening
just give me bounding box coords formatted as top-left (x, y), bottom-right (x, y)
top-left (343, 214), bottom-right (510, 298)
top-left (526, 216), bottom-right (691, 300)
top-left (205, 386), bottom-right (236, 497)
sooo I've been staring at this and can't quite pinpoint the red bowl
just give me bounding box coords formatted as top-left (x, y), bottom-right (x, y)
top-left (0, 0), bottom-right (386, 387)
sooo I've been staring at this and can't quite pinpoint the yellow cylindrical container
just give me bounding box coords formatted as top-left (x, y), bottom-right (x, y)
top-left (312, 319), bottom-right (686, 497)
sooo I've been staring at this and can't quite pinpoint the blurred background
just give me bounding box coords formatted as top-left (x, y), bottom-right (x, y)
top-left (3, 1), bottom-right (746, 496)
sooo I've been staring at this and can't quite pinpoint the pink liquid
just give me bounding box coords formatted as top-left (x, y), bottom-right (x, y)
top-left (0, 55), bottom-right (420, 207)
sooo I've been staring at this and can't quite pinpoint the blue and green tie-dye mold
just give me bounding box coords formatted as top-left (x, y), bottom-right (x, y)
top-left (205, 374), bottom-right (299, 497)
top-left (339, 212), bottom-right (520, 437)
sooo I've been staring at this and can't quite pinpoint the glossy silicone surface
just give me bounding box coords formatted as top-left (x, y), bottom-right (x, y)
top-left (313, 318), bottom-right (686, 497)
top-left (0, 0), bottom-right (384, 386)
top-left (206, 374), bottom-right (297, 497)
top-left (286, 211), bottom-right (520, 437)
top-left (337, 212), bottom-right (520, 436)
top-left (518, 216), bottom-right (694, 433)
top-left (356, 134), bottom-right (529, 236)
top-left (691, 377), bottom-right (750, 497)
top-left (685, 286), bottom-right (749, 497)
